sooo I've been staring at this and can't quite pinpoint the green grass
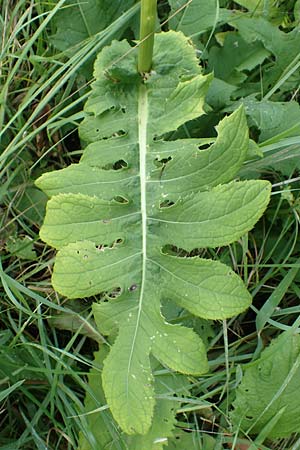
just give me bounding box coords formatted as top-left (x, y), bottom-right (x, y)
top-left (1, 0), bottom-right (300, 448)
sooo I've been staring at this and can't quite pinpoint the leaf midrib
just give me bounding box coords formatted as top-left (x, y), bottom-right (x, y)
top-left (126, 83), bottom-right (148, 391)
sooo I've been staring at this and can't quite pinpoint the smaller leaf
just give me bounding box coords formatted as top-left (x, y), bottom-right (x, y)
top-left (231, 330), bottom-right (300, 438)
top-left (234, 96), bottom-right (300, 143)
top-left (6, 236), bottom-right (36, 261)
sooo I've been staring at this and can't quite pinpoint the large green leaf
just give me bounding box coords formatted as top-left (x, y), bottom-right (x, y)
top-left (207, 32), bottom-right (270, 86)
top-left (51, 0), bottom-right (136, 52)
top-left (232, 95), bottom-right (300, 142)
top-left (168, 0), bottom-right (231, 38)
top-left (36, 31), bottom-right (271, 434)
top-left (228, 15), bottom-right (300, 95)
top-left (231, 330), bottom-right (300, 438)
top-left (50, 0), bottom-right (138, 78)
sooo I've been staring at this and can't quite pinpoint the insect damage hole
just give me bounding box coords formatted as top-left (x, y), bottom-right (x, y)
top-left (128, 284), bottom-right (138, 292)
top-left (113, 195), bottom-right (129, 204)
top-left (102, 159), bottom-right (128, 171)
top-left (159, 199), bottom-right (175, 208)
top-left (198, 143), bottom-right (211, 151)
top-left (154, 155), bottom-right (172, 168)
top-left (113, 159), bottom-right (128, 170)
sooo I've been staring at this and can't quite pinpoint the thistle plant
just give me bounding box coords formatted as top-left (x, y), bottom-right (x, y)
top-left (36, 0), bottom-right (271, 438)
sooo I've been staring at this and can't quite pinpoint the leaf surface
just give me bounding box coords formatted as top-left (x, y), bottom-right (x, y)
top-left (231, 330), bottom-right (300, 438)
top-left (37, 31), bottom-right (271, 434)
top-left (208, 32), bottom-right (270, 86)
top-left (229, 15), bottom-right (300, 95)
top-left (168, 0), bottom-right (231, 37)
top-left (51, 0), bottom-right (135, 52)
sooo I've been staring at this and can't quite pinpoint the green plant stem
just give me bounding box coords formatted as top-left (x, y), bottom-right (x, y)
top-left (138, 0), bottom-right (157, 73)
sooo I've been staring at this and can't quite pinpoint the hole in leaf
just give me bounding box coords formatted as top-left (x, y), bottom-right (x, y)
top-left (162, 244), bottom-right (205, 258)
top-left (154, 155), bottom-right (172, 168)
top-left (113, 130), bottom-right (126, 137)
top-left (113, 195), bottom-right (128, 204)
top-left (110, 238), bottom-right (124, 248)
top-left (100, 287), bottom-right (122, 301)
top-left (98, 130), bottom-right (126, 141)
top-left (113, 159), bottom-right (128, 170)
top-left (107, 287), bottom-right (122, 298)
top-left (94, 239), bottom-right (124, 252)
top-left (128, 284), bottom-right (138, 292)
top-left (121, 107), bottom-right (126, 113)
top-left (101, 159), bottom-right (128, 171)
top-left (246, 415), bottom-right (254, 420)
top-left (159, 199), bottom-right (175, 208)
top-left (198, 143), bottom-right (210, 151)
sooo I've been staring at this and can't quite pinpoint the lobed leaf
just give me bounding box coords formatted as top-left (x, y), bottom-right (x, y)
top-left (37, 31), bottom-right (271, 434)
